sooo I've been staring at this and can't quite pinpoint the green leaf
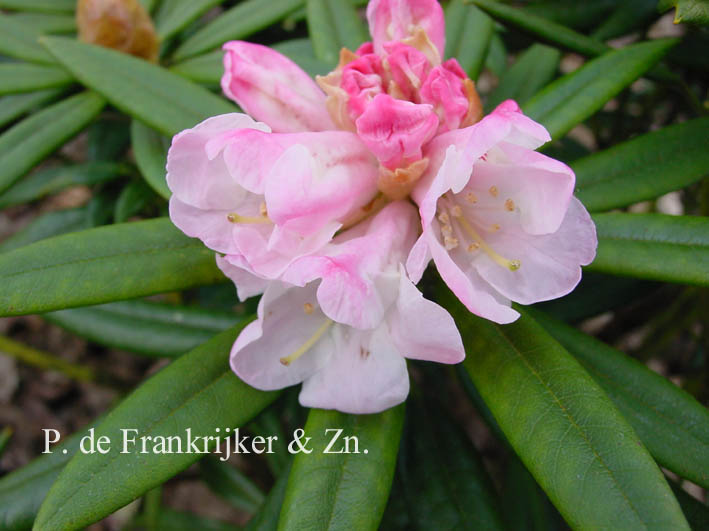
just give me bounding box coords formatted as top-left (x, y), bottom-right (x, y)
top-left (444, 0), bottom-right (494, 80)
top-left (521, 0), bottom-right (617, 30)
top-left (483, 32), bottom-right (507, 78)
top-left (531, 309), bottom-right (709, 489)
top-left (589, 213), bottom-right (709, 286)
top-left (129, 509), bottom-right (236, 531)
top-left (0, 162), bottom-right (127, 209)
top-left (173, 0), bottom-right (304, 61)
top-left (398, 393), bottom-right (505, 530)
top-left (34, 324), bottom-right (279, 531)
top-left (245, 462), bottom-right (292, 531)
top-left (87, 116), bottom-right (131, 161)
top-left (130, 120), bottom-right (171, 199)
top-left (154, 0), bottom-right (224, 41)
top-left (659, 0), bottom-right (709, 25)
top-left (669, 481), bottom-right (709, 530)
top-left (0, 88), bottom-right (63, 129)
top-left (272, 38), bottom-right (332, 78)
top-left (0, 208), bottom-right (88, 253)
top-left (441, 291), bottom-right (690, 530)
top-left (7, 12), bottom-right (76, 35)
top-left (0, 13), bottom-right (56, 64)
top-left (40, 37), bottom-right (235, 137)
top-left (200, 457), bottom-right (265, 514)
top-left (44, 300), bottom-right (241, 357)
top-left (471, 0), bottom-right (608, 57)
top-left (573, 118), bottom-right (709, 212)
top-left (591, 0), bottom-right (660, 41)
top-left (113, 179), bottom-right (156, 223)
top-left (486, 43), bottom-right (561, 111)
top-left (279, 406), bottom-right (404, 530)
top-left (524, 39), bottom-right (677, 139)
top-left (0, 421), bottom-right (98, 531)
top-left (0, 0), bottom-right (75, 14)
top-left (0, 92), bottom-right (106, 195)
top-left (501, 456), bottom-right (559, 531)
top-left (0, 218), bottom-right (224, 317)
top-left (306, 0), bottom-right (368, 66)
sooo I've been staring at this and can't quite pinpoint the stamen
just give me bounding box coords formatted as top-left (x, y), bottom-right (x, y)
top-left (280, 320), bottom-right (333, 366)
top-left (259, 201), bottom-right (268, 217)
top-left (505, 199), bottom-right (515, 211)
top-left (450, 207), bottom-right (521, 271)
top-left (441, 224), bottom-right (453, 236)
top-left (444, 236), bottom-right (459, 250)
top-left (489, 186), bottom-right (498, 197)
top-left (491, 223), bottom-right (501, 232)
top-left (466, 192), bottom-right (478, 204)
top-left (451, 205), bottom-right (463, 218)
top-left (226, 213), bottom-right (271, 224)
top-left (467, 242), bottom-right (480, 252)
top-left (303, 303), bottom-right (314, 314)
top-left (438, 212), bottom-right (450, 224)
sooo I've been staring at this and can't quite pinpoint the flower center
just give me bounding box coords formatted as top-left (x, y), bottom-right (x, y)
top-left (279, 319), bottom-right (333, 366)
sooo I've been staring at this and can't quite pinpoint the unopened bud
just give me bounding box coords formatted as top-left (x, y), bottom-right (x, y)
top-left (76, 0), bottom-right (159, 62)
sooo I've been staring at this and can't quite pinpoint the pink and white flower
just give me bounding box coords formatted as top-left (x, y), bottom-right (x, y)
top-left (166, 0), bottom-right (597, 413)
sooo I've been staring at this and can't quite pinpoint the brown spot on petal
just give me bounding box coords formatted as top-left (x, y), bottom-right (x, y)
top-left (316, 71), bottom-right (356, 132)
top-left (378, 158), bottom-right (429, 200)
top-left (461, 79), bottom-right (483, 127)
top-left (360, 347), bottom-right (370, 359)
top-left (77, 0), bottom-right (159, 62)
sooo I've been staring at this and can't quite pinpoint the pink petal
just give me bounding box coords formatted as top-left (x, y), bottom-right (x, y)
top-left (473, 197), bottom-right (597, 305)
top-left (367, 0), bottom-right (445, 59)
top-left (169, 196), bottom-right (238, 254)
top-left (222, 41), bottom-right (335, 133)
top-left (299, 325), bottom-right (409, 414)
top-left (355, 93), bottom-right (438, 168)
top-left (383, 42), bottom-right (432, 100)
top-left (420, 59), bottom-right (469, 132)
top-left (389, 271), bottom-right (464, 363)
top-left (215, 254), bottom-right (268, 301)
top-left (230, 283), bottom-right (333, 390)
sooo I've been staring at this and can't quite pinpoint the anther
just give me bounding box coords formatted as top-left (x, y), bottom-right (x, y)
top-left (444, 236), bottom-right (459, 250)
top-left (505, 199), bottom-right (515, 211)
top-left (468, 242), bottom-right (480, 252)
top-left (303, 303), bottom-right (314, 314)
top-left (438, 212), bottom-right (450, 224)
top-left (226, 212), bottom-right (272, 224)
top-left (450, 205), bottom-right (463, 218)
top-left (259, 201), bottom-right (268, 217)
top-left (489, 186), bottom-right (498, 197)
top-left (491, 224), bottom-right (501, 232)
top-left (466, 192), bottom-right (478, 204)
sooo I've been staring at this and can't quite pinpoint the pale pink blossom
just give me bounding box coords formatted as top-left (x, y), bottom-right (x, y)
top-left (230, 202), bottom-right (464, 414)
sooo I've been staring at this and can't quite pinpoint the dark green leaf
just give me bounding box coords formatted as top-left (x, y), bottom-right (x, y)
top-left (574, 118), bottom-right (709, 212)
top-left (0, 162), bottom-right (127, 209)
top-left (521, 0), bottom-right (617, 30)
top-left (0, 208), bottom-right (88, 253)
top-left (531, 309), bottom-right (709, 489)
top-left (524, 39), bottom-right (677, 139)
top-left (444, 0), bottom-right (494, 80)
top-left (87, 117), bottom-right (131, 161)
top-left (0, 88), bottom-right (63, 129)
top-left (591, 0), bottom-right (659, 41)
top-left (306, 0), bottom-right (367, 66)
top-left (154, 0), bottom-right (224, 41)
top-left (0, 217), bottom-right (224, 316)
top-left (0, 92), bottom-right (106, 195)
top-left (0, 13), bottom-right (56, 63)
top-left (279, 406), bottom-right (404, 530)
top-left (486, 44), bottom-right (560, 111)
top-left (244, 461), bottom-right (292, 531)
top-left (589, 213), bottom-right (709, 286)
top-left (34, 325), bottom-right (278, 531)
top-left (471, 0), bottom-right (608, 57)
top-left (442, 290), bottom-right (689, 530)
top-left (668, 481), bottom-right (709, 530)
top-left (0, 0), bottom-right (75, 14)
top-left (8, 12), bottom-right (76, 35)
top-left (130, 509), bottom-right (236, 531)
top-left (659, 0), bottom-right (709, 25)
top-left (173, 0), bottom-right (304, 61)
top-left (501, 455), bottom-right (559, 531)
top-left (399, 393), bottom-right (505, 530)
top-left (130, 120), bottom-right (171, 199)
top-left (483, 32), bottom-right (506, 78)
top-left (200, 457), bottom-right (265, 514)
top-left (113, 179), bottom-right (155, 223)
top-left (40, 37), bottom-right (235, 137)
top-left (44, 300), bottom-right (240, 357)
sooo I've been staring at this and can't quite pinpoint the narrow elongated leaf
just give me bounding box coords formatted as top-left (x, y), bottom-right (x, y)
top-left (521, 0), bottom-right (616, 30)
top-left (483, 32), bottom-right (506, 77)
top-left (471, 0), bottom-right (608, 57)
top-left (0, 88), bottom-right (63, 129)
top-left (0, 208), bottom-right (88, 253)
top-left (589, 213), bottom-right (709, 286)
top-left (0, 422), bottom-right (98, 531)
top-left (200, 457), bottom-right (265, 513)
top-left (442, 291), bottom-right (689, 530)
top-left (173, 0), bottom-right (304, 61)
top-left (524, 39), bottom-right (676, 139)
top-left (45, 300), bottom-right (240, 357)
top-left (306, 0), bottom-right (367, 65)
top-left (0, 218), bottom-right (224, 316)
top-left (40, 37), bottom-right (235, 137)
top-left (486, 44), bottom-right (560, 111)
top-left (0, 162), bottom-right (127, 209)
top-left (9, 13), bottom-right (77, 35)
top-left (279, 406), bottom-right (404, 530)
top-left (34, 325), bottom-right (279, 531)
top-left (444, 1), bottom-right (494, 80)
top-left (0, 92), bottom-right (105, 195)
top-left (0, 13), bottom-right (55, 63)
top-left (399, 393), bottom-right (505, 530)
top-left (591, 0), bottom-right (659, 41)
top-left (155, 0), bottom-right (224, 40)
top-left (130, 120), bottom-right (171, 199)
top-left (531, 309), bottom-right (709, 489)
top-left (130, 510), bottom-right (235, 531)
top-left (0, 0), bottom-right (75, 14)
top-left (660, 0), bottom-right (709, 25)
top-left (245, 462), bottom-right (292, 531)
top-left (113, 179), bottom-right (155, 222)
top-left (573, 118), bottom-right (709, 212)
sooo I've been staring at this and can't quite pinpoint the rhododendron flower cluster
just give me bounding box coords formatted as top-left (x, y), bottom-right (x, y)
top-left (167, 0), bottom-right (597, 414)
